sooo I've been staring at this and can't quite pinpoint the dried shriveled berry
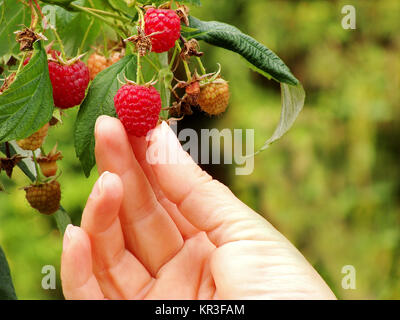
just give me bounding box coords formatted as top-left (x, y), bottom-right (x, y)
top-left (17, 123), bottom-right (49, 151)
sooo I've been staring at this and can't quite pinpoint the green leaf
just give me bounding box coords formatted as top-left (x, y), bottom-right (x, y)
top-left (0, 0), bottom-right (30, 57)
top-left (0, 245), bottom-right (17, 300)
top-left (52, 2), bottom-right (102, 56)
top-left (107, 0), bottom-right (136, 18)
top-left (54, 207), bottom-right (72, 235)
top-left (141, 0), bottom-right (201, 7)
top-left (258, 83), bottom-right (305, 152)
top-left (176, 0), bottom-right (201, 5)
top-left (186, 16), bottom-right (299, 86)
top-left (40, 0), bottom-right (74, 8)
top-left (0, 41), bottom-right (54, 143)
top-left (75, 55), bottom-right (137, 177)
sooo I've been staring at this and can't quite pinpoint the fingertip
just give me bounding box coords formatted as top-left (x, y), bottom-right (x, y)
top-left (89, 171), bottom-right (123, 202)
top-left (149, 121), bottom-right (173, 146)
top-left (95, 115), bottom-right (114, 136)
top-left (62, 225), bottom-right (90, 255)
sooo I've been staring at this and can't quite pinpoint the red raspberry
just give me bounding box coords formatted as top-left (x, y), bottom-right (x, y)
top-left (144, 8), bottom-right (181, 53)
top-left (114, 84), bottom-right (162, 137)
top-left (48, 59), bottom-right (90, 109)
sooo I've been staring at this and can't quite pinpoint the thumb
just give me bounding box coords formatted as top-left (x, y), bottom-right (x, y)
top-left (148, 121), bottom-right (287, 247)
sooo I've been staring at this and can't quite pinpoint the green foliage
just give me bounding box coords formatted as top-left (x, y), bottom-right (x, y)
top-left (107, 0), bottom-right (136, 18)
top-left (259, 83), bottom-right (305, 151)
top-left (186, 16), bottom-right (299, 85)
top-left (0, 41), bottom-right (54, 143)
top-left (177, 0), bottom-right (201, 5)
top-left (53, 207), bottom-right (72, 235)
top-left (186, 15), bottom-right (304, 154)
top-left (40, 0), bottom-right (74, 8)
top-left (0, 0), bottom-right (29, 57)
top-left (51, 2), bottom-right (102, 56)
top-left (74, 55), bottom-right (137, 177)
top-left (0, 246), bottom-right (17, 300)
top-left (142, 0), bottom-right (201, 6)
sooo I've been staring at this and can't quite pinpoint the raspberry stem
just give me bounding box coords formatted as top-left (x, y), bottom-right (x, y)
top-left (176, 42), bottom-right (191, 81)
top-left (80, 6), bottom-right (131, 23)
top-left (79, 18), bottom-right (95, 55)
top-left (70, 3), bottom-right (127, 37)
top-left (196, 57), bottom-right (206, 75)
top-left (4, 142), bottom-right (11, 158)
top-left (16, 52), bottom-right (27, 75)
top-left (32, 151), bottom-right (42, 184)
top-left (169, 42), bottom-right (179, 69)
top-left (50, 26), bottom-right (66, 60)
top-left (136, 50), bottom-right (142, 84)
top-left (29, 0), bottom-right (39, 29)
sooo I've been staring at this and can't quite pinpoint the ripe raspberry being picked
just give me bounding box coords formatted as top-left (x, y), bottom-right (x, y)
top-left (114, 83), bottom-right (162, 137)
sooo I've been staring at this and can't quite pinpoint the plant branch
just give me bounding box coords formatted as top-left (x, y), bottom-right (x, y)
top-left (70, 3), bottom-right (126, 33)
top-left (196, 57), bottom-right (206, 75)
top-left (79, 18), bottom-right (95, 55)
top-left (176, 42), bottom-right (191, 81)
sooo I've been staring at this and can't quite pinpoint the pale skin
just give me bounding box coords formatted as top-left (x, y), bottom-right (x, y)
top-left (61, 115), bottom-right (336, 300)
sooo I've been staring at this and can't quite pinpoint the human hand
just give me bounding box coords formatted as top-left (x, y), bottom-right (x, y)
top-left (60, 115), bottom-right (336, 300)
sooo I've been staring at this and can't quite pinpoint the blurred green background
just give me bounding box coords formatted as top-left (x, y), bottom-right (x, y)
top-left (1, 0), bottom-right (400, 299)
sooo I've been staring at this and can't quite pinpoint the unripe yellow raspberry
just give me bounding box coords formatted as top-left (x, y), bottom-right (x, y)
top-left (88, 52), bottom-right (121, 80)
top-left (197, 81), bottom-right (230, 116)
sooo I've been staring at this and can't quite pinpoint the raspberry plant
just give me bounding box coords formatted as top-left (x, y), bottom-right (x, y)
top-left (0, 0), bottom-right (305, 299)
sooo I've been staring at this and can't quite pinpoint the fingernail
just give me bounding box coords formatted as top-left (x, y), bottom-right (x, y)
top-left (63, 224), bottom-right (75, 252)
top-left (89, 171), bottom-right (110, 199)
top-left (95, 115), bottom-right (108, 135)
